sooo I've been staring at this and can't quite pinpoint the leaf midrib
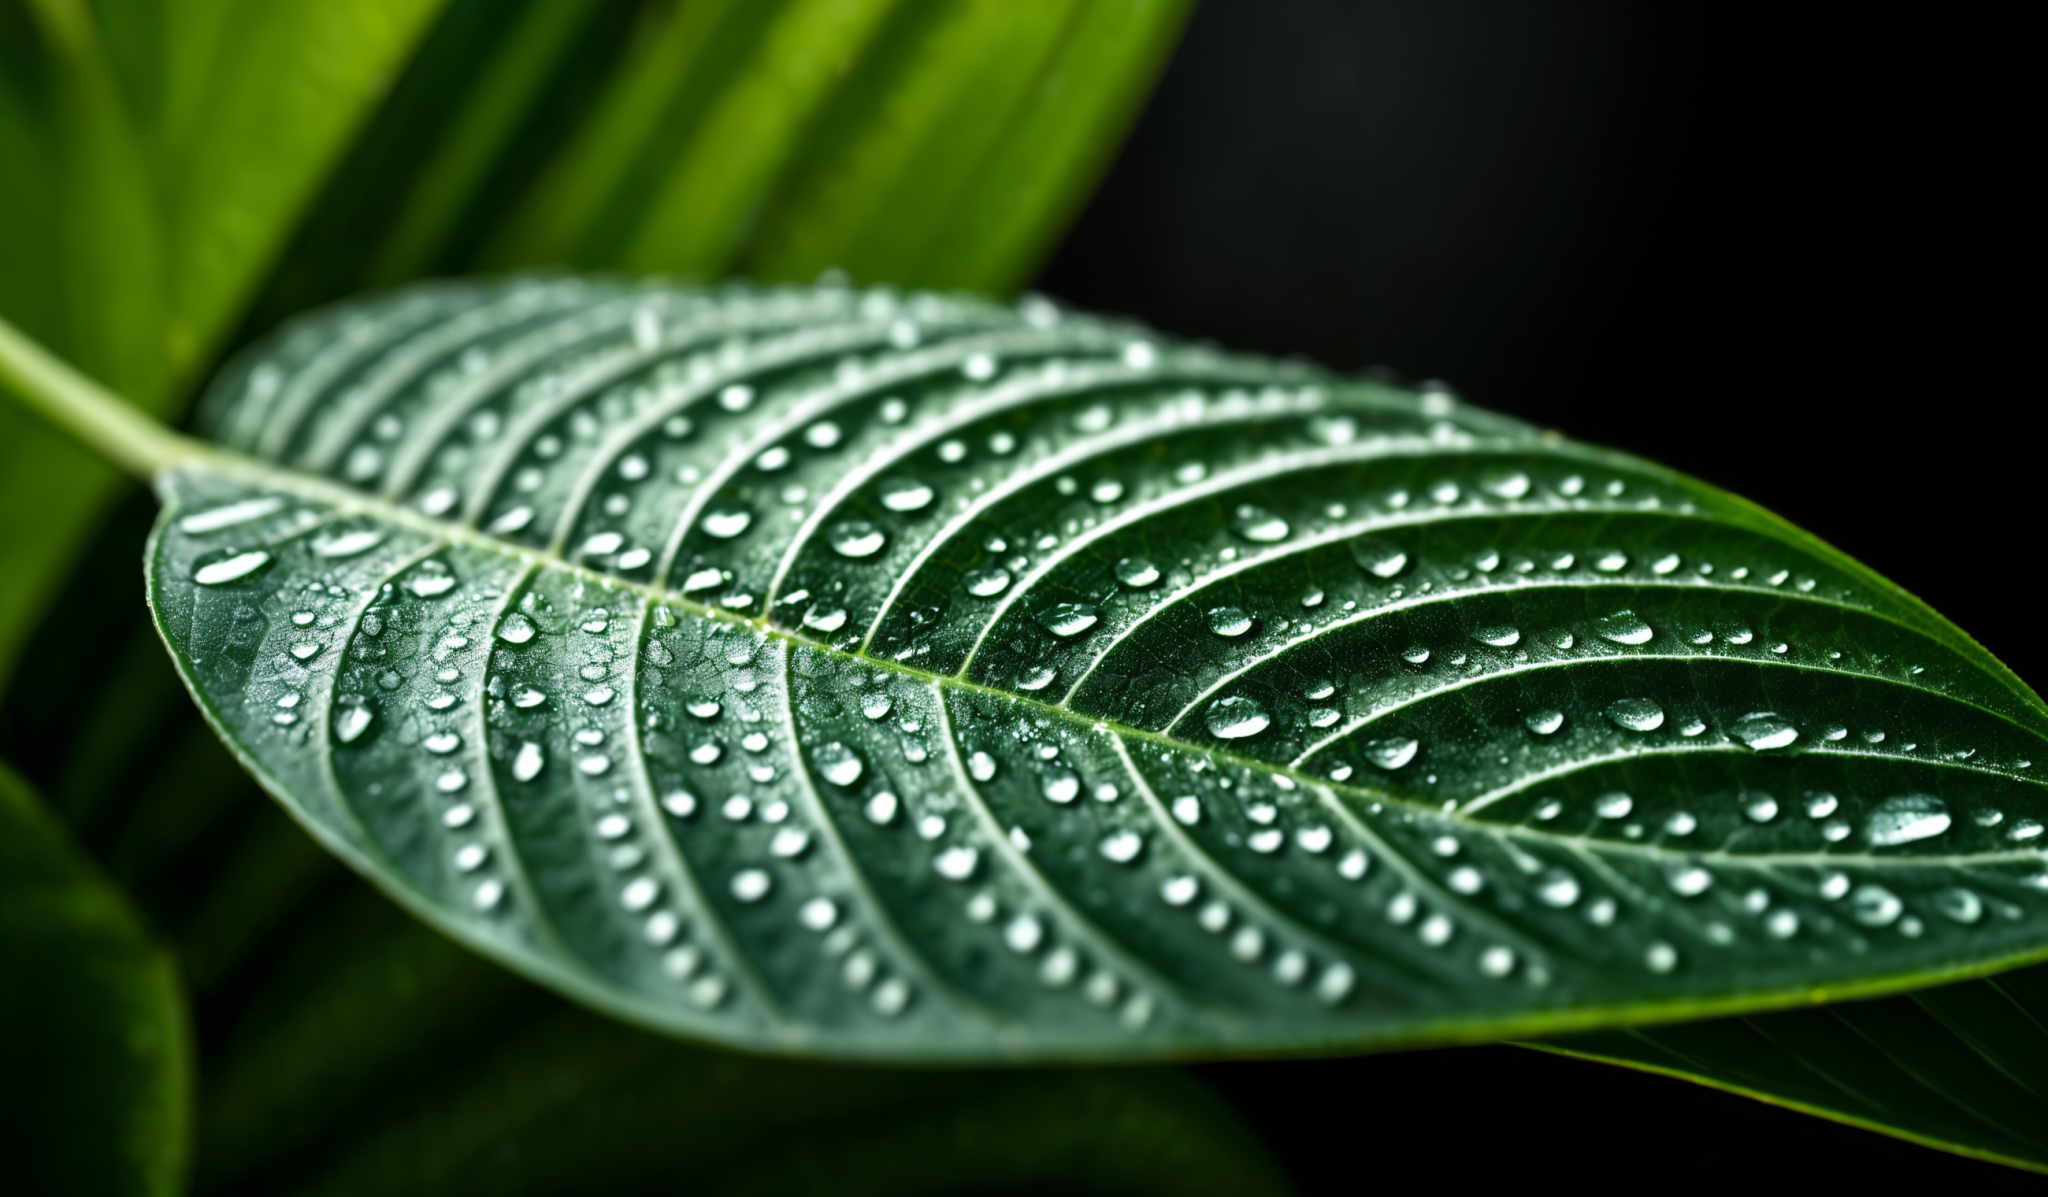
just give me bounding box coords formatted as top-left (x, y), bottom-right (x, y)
top-left (163, 439), bottom-right (2048, 875)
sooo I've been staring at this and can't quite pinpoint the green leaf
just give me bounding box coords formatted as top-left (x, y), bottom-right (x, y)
top-left (1541, 965), bottom-right (2048, 1173)
top-left (0, 760), bottom-right (192, 1196)
top-left (143, 278), bottom-right (2048, 1060)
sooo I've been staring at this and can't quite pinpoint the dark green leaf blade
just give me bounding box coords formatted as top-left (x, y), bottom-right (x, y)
top-left (197, 873), bottom-right (1291, 1196)
top-left (148, 278), bottom-right (2048, 1060)
top-left (0, 761), bottom-right (192, 1196)
top-left (1540, 965), bottom-right (2048, 1173)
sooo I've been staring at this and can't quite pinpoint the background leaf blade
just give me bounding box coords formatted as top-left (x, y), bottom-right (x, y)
top-left (1540, 965), bottom-right (2048, 1173)
top-left (0, 0), bottom-right (447, 681)
top-left (0, 761), bottom-right (192, 1197)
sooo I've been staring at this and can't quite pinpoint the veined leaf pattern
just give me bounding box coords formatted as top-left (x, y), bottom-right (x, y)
top-left (148, 277), bottom-right (2048, 1058)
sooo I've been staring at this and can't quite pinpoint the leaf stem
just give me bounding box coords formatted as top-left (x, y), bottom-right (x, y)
top-left (0, 315), bottom-right (201, 477)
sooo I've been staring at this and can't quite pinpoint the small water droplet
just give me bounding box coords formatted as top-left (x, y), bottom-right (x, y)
top-left (1849, 884), bottom-right (1903, 926)
top-left (1115, 557), bottom-right (1161, 588)
top-left (701, 503), bottom-right (753, 539)
top-left (964, 568), bottom-right (1012, 597)
top-left (879, 477), bottom-right (935, 513)
top-left (1596, 792), bottom-right (1634, 819)
top-left (813, 742), bottom-right (865, 787)
top-left (1668, 864), bottom-right (1712, 896)
top-left (1933, 886), bottom-right (1983, 923)
top-left (1866, 793), bottom-right (1951, 846)
top-left (1537, 871), bottom-right (1580, 907)
top-left (1098, 830), bottom-right (1144, 863)
top-left (730, 869), bottom-right (772, 903)
top-left (934, 845), bottom-right (979, 881)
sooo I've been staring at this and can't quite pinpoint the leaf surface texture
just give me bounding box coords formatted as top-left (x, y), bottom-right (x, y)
top-left (149, 279), bottom-right (2048, 1058)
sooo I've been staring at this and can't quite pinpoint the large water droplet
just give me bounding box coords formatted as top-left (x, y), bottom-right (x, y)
top-left (784, 606), bottom-right (843, 641)
top-left (1037, 603), bottom-right (1100, 637)
top-left (1207, 606), bottom-right (1254, 637)
top-left (1595, 792), bottom-right (1634, 819)
top-left (1536, 870), bottom-right (1580, 907)
top-left (731, 869), bottom-right (772, 902)
top-left (1231, 504), bottom-right (1290, 543)
top-left (828, 519), bottom-right (886, 558)
top-left (701, 503), bottom-right (752, 539)
top-left (405, 561), bottom-right (457, 598)
top-left (934, 845), bottom-right (979, 881)
top-left (1467, 622), bottom-right (1518, 648)
top-left (333, 699), bottom-right (373, 744)
top-left (1866, 793), bottom-right (1951, 846)
top-left (1731, 711), bottom-right (1798, 751)
top-left (1206, 695), bottom-right (1271, 739)
top-left (1363, 736), bottom-right (1420, 770)
top-left (1482, 471), bottom-right (1531, 500)
top-left (964, 568), bottom-right (1012, 597)
top-left (1099, 830), bottom-right (1144, 864)
top-left (512, 741), bottom-right (545, 781)
top-left (1594, 609), bottom-right (1653, 646)
top-left (312, 527), bottom-right (386, 559)
top-left (193, 549), bottom-right (272, 586)
top-left (1349, 537), bottom-right (1409, 579)
top-left (497, 613), bottom-right (536, 644)
top-left (879, 477), bottom-right (935, 513)
top-left (179, 495), bottom-right (284, 534)
top-left (1848, 884), bottom-right (1903, 926)
top-left (1524, 709), bottom-right (1564, 736)
top-left (1605, 698), bottom-right (1665, 732)
top-left (1933, 886), bottom-right (1983, 923)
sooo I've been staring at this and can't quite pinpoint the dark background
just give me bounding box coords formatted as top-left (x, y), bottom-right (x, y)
top-left (1046, 1), bottom-right (2036, 1190)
